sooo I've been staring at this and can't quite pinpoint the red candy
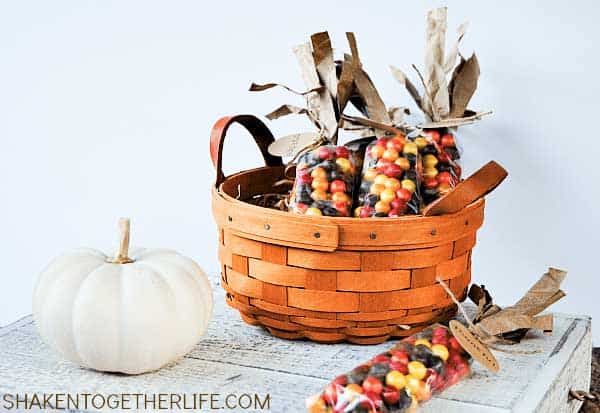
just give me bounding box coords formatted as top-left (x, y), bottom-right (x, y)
top-left (335, 146), bottom-right (350, 159)
top-left (441, 133), bottom-right (455, 148)
top-left (362, 376), bottom-right (383, 394)
top-left (330, 180), bottom-right (346, 194)
top-left (318, 146), bottom-right (334, 160)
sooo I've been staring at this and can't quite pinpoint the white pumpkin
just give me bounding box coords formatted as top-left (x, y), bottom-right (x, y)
top-left (33, 218), bottom-right (213, 374)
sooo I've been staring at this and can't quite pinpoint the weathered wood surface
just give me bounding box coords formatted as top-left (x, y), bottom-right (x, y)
top-left (0, 275), bottom-right (591, 412)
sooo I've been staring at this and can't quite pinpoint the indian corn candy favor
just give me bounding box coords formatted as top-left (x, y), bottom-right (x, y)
top-left (355, 134), bottom-right (422, 218)
top-left (420, 128), bottom-right (462, 205)
top-left (306, 324), bottom-right (472, 413)
top-left (290, 145), bottom-right (360, 217)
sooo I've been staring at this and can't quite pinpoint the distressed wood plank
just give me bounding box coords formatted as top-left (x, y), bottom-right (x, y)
top-left (0, 274), bottom-right (591, 413)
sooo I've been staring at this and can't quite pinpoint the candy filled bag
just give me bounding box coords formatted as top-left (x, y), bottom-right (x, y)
top-left (306, 324), bottom-right (472, 412)
top-left (420, 128), bottom-right (462, 206)
top-left (290, 145), bottom-right (360, 217)
top-left (355, 133), bottom-right (422, 218)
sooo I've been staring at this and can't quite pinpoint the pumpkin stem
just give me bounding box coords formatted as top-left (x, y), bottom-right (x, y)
top-left (108, 217), bottom-right (134, 264)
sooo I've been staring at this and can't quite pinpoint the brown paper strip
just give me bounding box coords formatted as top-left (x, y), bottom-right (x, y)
top-left (513, 268), bottom-right (567, 316)
top-left (346, 33), bottom-right (391, 129)
top-left (337, 59), bottom-right (354, 114)
top-left (293, 43), bottom-right (338, 141)
top-left (423, 7), bottom-right (449, 121)
top-left (444, 21), bottom-right (469, 74)
top-left (266, 104), bottom-right (310, 121)
top-left (249, 82), bottom-right (324, 95)
top-left (420, 110), bottom-right (492, 128)
top-left (311, 32), bottom-right (338, 101)
top-left (449, 53), bottom-right (480, 118)
top-left (390, 66), bottom-right (425, 115)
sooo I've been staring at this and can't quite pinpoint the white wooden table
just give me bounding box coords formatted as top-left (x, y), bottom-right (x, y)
top-left (0, 275), bottom-right (592, 412)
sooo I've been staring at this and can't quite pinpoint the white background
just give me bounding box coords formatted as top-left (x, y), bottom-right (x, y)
top-left (1, 1), bottom-right (599, 343)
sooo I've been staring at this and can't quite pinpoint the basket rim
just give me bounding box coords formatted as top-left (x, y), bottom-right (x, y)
top-left (214, 164), bottom-right (484, 225)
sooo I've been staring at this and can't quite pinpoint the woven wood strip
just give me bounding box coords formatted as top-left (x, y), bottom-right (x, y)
top-left (394, 243), bottom-right (453, 269)
top-left (249, 298), bottom-right (337, 319)
top-left (287, 288), bottom-right (360, 312)
top-left (287, 248), bottom-right (361, 270)
top-left (360, 251), bottom-right (396, 271)
top-left (453, 232), bottom-right (477, 258)
top-left (436, 252), bottom-right (469, 279)
top-left (337, 309), bottom-right (409, 322)
top-left (248, 259), bottom-right (309, 288)
top-left (224, 232), bottom-right (262, 259)
top-left (336, 270), bottom-right (411, 292)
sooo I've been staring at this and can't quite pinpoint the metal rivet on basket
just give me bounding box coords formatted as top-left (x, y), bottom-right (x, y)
top-left (314, 232), bottom-right (321, 239)
top-left (264, 224), bottom-right (271, 230)
top-left (431, 229), bottom-right (437, 236)
top-left (227, 216), bottom-right (232, 222)
top-left (369, 232), bottom-right (377, 240)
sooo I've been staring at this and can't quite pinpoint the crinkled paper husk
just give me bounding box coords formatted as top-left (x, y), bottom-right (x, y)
top-left (469, 268), bottom-right (567, 343)
top-left (391, 7), bottom-right (487, 127)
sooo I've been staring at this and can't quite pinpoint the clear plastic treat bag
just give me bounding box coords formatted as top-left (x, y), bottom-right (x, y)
top-left (290, 145), bottom-right (360, 217)
top-left (306, 324), bottom-right (472, 412)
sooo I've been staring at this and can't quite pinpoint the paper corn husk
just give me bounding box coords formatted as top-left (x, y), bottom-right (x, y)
top-left (469, 268), bottom-right (567, 343)
top-left (391, 7), bottom-right (491, 128)
top-left (250, 31), bottom-right (395, 149)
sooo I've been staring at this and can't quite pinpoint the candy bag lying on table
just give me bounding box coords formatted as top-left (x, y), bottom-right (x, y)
top-left (290, 145), bottom-right (360, 217)
top-left (306, 324), bottom-right (472, 412)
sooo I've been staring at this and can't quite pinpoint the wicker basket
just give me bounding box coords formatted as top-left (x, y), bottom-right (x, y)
top-left (210, 115), bottom-right (484, 344)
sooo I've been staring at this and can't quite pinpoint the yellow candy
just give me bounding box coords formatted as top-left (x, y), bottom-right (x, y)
top-left (311, 178), bottom-right (329, 191)
top-left (431, 344), bottom-right (449, 361)
top-left (369, 183), bottom-right (385, 195)
top-left (370, 144), bottom-right (385, 159)
top-left (384, 177), bottom-right (401, 191)
top-left (414, 338), bottom-right (432, 348)
top-left (311, 190), bottom-right (328, 201)
top-left (438, 182), bottom-right (452, 194)
top-left (332, 192), bottom-right (351, 205)
top-left (403, 142), bottom-right (418, 156)
top-left (408, 361), bottom-right (427, 380)
top-left (415, 137), bottom-right (429, 150)
top-left (345, 383), bottom-right (363, 394)
top-left (385, 370), bottom-right (407, 390)
top-left (363, 168), bottom-right (378, 181)
top-left (401, 179), bottom-right (416, 193)
top-left (395, 157), bottom-right (411, 171)
top-left (375, 201), bottom-right (391, 214)
top-left (311, 167), bottom-right (327, 180)
top-left (305, 207), bottom-right (323, 216)
top-left (374, 174), bottom-right (388, 185)
top-left (423, 154), bottom-right (438, 168)
top-left (423, 167), bottom-right (439, 179)
top-left (380, 189), bottom-right (396, 203)
top-left (382, 148), bottom-right (399, 161)
top-left (336, 157), bottom-right (352, 173)
top-left (354, 207), bottom-right (363, 217)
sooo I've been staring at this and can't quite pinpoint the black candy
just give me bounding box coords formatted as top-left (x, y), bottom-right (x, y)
top-left (410, 344), bottom-right (433, 361)
top-left (368, 363), bottom-right (391, 380)
top-left (404, 170), bottom-right (417, 181)
top-left (365, 193), bottom-right (378, 207)
top-left (421, 144), bottom-right (438, 156)
top-left (429, 355), bottom-right (445, 375)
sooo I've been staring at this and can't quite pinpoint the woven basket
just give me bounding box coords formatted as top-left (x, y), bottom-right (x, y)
top-left (210, 115), bottom-right (484, 344)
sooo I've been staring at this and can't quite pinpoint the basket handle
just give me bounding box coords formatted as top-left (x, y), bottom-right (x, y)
top-left (210, 115), bottom-right (284, 187)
